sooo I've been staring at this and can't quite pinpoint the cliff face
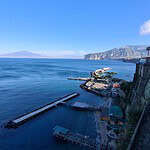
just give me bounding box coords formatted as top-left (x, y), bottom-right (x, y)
top-left (128, 59), bottom-right (150, 150)
top-left (84, 45), bottom-right (147, 60)
top-left (131, 62), bottom-right (150, 104)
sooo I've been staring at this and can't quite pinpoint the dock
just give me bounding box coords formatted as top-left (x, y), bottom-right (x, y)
top-left (70, 102), bottom-right (101, 111)
top-left (53, 125), bottom-right (97, 150)
top-left (5, 93), bottom-right (79, 128)
top-left (67, 77), bottom-right (91, 81)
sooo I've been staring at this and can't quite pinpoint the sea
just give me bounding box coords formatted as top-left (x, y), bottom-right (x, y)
top-left (0, 58), bottom-right (135, 150)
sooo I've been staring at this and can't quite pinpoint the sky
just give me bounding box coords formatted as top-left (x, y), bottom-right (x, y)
top-left (0, 0), bottom-right (150, 58)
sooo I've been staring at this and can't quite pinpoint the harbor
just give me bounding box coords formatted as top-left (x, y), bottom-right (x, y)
top-left (66, 67), bottom-right (127, 149)
top-left (5, 93), bottom-right (79, 128)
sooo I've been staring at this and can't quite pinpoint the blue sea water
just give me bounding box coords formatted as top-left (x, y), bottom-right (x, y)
top-left (0, 58), bottom-right (135, 150)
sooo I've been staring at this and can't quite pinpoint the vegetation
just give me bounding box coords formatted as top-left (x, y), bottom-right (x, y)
top-left (116, 80), bottom-right (144, 150)
top-left (117, 100), bottom-right (143, 150)
top-left (120, 81), bottom-right (133, 99)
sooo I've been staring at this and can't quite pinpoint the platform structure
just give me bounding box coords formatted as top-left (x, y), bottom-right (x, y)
top-left (70, 102), bottom-right (101, 111)
top-left (67, 77), bottom-right (91, 81)
top-left (53, 125), bottom-right (97, 150)
top-left (5, 93), bottom-right (79, 128)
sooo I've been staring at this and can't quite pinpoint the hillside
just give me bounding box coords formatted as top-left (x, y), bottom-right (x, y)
top-left (84, 45), bottom-right (147, 60)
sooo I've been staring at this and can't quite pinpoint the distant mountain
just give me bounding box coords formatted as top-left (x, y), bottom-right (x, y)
top-left (84, 45), bottom-right (148, 60)
top-left (0, 51), bottom-right (47, 58)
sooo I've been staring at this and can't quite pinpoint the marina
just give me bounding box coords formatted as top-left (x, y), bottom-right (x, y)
top-left (5, 93), bottom-right (79, 128)
top-left (53, 125), bottom-right (97, 150)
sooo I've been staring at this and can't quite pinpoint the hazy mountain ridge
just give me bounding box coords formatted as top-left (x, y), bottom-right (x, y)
top-left (0, 51), bottom-right (47, 58)
top-left (84, 45), bottom-right (148, 60)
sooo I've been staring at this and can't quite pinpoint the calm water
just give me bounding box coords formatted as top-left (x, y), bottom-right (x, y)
top-left (0, 58), bottom-right (135, 150)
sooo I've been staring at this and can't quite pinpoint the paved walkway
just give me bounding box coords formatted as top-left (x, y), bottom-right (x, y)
top-left (94, 99), bottom-right (112, 150)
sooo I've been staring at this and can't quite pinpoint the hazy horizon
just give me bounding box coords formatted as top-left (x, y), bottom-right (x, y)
top-left (0, 0), bottom-right (150, 58)
top-left (0, 44), bottom-right (149, 59)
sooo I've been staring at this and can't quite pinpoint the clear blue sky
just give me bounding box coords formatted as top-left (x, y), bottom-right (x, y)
top-left (0, 0), bottom-right (150, 58)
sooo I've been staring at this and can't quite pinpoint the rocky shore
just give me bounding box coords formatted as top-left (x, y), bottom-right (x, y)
top-left (79, 68), bottom-right (126, 99)
top-left (80, 80), bottom-right (126, 98)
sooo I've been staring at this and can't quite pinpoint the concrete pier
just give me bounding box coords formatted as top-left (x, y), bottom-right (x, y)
top-left (67, 77), bottom-right (91, 81)
top-left (53, 125), bottom-right (97, 149)
top-left (5, 93), bottom-right (79, 128)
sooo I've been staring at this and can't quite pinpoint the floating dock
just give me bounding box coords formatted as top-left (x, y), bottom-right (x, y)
top-left (5, 93), bottom-right (79, 128)
top-left (71, 102), bottom-right (101, 111)
top-left (67, 77), bottom-right (91, 81)
top-left (53, 125), bottom-right (97, 150)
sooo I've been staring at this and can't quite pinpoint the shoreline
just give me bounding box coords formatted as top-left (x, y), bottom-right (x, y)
top-left (68, 67), bottom-right (129, 149)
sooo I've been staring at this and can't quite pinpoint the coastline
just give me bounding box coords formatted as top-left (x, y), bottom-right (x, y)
top-left (68, 67), bottom-right (129, 149)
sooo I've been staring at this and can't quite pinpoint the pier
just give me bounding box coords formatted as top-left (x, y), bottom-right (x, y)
top-left (67, 77), bottom-right (91, 81)
top-left (5, 93), bottom-right (79, 128)
top-left (70, 102), bottom-right (101, 111)
top-left (53, 125), bottom-right (97, 150)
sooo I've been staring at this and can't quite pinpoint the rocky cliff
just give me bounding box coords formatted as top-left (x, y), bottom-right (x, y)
top-left (84, 45), bottom-right (147, 60)
top-left (126, 59), bottom-right (150, 150)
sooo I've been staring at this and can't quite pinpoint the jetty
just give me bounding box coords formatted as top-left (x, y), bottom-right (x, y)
top-left (70, 102), bottom-right (101, 111)
top-left (53, 125), bottom-right (97, 150)
top-left (67, 77), bottom-right (91, 81)
top-left (5, 93), bottom-right (79, 128)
